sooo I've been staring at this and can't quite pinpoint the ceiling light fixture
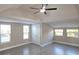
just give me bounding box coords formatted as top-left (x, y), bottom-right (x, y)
top-left (40, 9), bottom-right (45, 12)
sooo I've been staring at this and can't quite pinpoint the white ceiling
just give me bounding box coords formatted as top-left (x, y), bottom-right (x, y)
top-left (0, 4), bottom-right (79, 23)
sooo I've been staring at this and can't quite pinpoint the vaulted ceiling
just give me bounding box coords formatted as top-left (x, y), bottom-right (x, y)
top-left (0, 4), bottom-right (79, 23)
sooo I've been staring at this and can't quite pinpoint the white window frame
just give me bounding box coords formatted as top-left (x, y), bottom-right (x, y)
top-left (55, 29), bottom-right (63, 36)
top-left (0, 24), bottom-right (11, 44)
top-left (23, 25), bottom-right (30, 40)
top-left (66, 28), bottom-right (79, 38)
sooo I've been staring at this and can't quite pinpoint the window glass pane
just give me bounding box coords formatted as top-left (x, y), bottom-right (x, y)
top-left (66, 29), bottom-right (79, 38)
top-left (55, 29), bottom-right (63, 36)
top-left (23, 25), bottom-right (29, 39)
top-left (0, 24), bottom-right (11, 43)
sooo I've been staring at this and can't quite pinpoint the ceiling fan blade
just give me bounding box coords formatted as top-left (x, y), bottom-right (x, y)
top-left (46, 4), bottom-right (48, 6)
top-left (41, 4), bottom-right (47, 9)
top-left (46, 8), bottom-right (57, 10)
top-left (44, 12), bottom-right (47, 15)
top-left (34, 11), bottom-right (39, 14)
top-left (30, 7), bottom-right (39, 10)
top-left (41, 4), bottom-right (44, 8)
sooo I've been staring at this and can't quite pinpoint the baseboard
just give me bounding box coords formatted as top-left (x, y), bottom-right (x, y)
top-left (53, 41), bottom-right (79, 47)
top-left (40, 41), bottom-right (53, 47)
top-left (0, 42), bottom-right (32, 52)
top-left (2, 40), bottom-right (78, 52)
top-left (32, 42), bottom-right (41, 46)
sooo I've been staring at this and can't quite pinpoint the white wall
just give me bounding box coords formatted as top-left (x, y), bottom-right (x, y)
top-left (31, 24), bottom-right (41, 45)
top-left (54, 28), bottom-right (79, 46)
top-left (0, 22), bottom-right (31, 50)
top-left (40, 23), bottom-right (54, 46)
top-left (31, 23), bottom-right (54, 46)
top-left (50, 21), bottom-right (79, 46)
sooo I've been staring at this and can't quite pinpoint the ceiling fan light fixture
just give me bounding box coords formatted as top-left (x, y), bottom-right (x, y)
top-left (43, 6), bottom-right (46, 9)
top-left (40, 9), bottom-right (45, 12)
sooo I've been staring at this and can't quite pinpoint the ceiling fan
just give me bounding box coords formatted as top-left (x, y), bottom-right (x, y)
top-left (30, 4), bottom-right (57, 15)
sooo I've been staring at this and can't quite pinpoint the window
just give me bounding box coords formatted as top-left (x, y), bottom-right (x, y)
top-left (23, 25), bottom-right (29, 39)
top-left (55, 29), bottom-right (63, 36)
top-left (66, 29), bottom-right (79, 38)
top-left (0, 24), bottom-right (11, 43)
